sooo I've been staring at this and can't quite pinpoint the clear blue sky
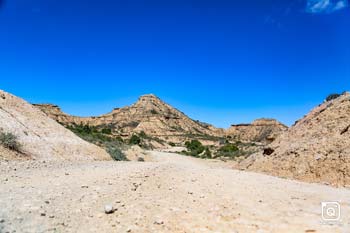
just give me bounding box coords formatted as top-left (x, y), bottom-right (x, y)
top-left (0, 0), bottom-right (349, 128)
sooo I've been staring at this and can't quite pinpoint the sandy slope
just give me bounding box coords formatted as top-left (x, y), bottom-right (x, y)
top-left (241, 92), bottom-right (350, 186)
top-left (0, 151), bottom-right (349, 233)
top-left (0, 90), bottom-right (110, 161)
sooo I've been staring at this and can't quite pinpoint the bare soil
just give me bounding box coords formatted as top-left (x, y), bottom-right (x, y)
top-left (1, 151), bottom-right (349, 233)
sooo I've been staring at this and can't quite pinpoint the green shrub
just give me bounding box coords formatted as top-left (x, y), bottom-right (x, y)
top-left (139, 131), bottom-right (147, 138)
top-left (101, 128), bottom-right (112, 135)
top-left (107, 146), bottom-right (128, 161)
top-left (169, 142), bottom-right (176, 147)
top-left (185, 140), bottom-right (205, 157)
top-left (326, 93), bottom-right (341, 102)
top-left (218, 143), bottom-right (239, 153)
top-left (0, 132), bottom-right (21, 152)
top-left (217, 143), bottom-right (240, 158)
top-left (202, 147), bottom-right (212, 159)
top-left (115, 136), bottom-right (124, 143)
top-left (129, 134), bottom-right (141, 145)
top-left (150, 109), bottom-right (158, 114)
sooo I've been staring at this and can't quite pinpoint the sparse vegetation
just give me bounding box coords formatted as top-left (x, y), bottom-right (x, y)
top-left (129, 134), bottom-right (141, 145)
top-left (67, 124), bottom-right (112, 143)
top-left (66, 123), bottom-right (128, 161)
top-left (101, 128), bottom-right (112, 135)
top-left (107, 146), bottom-right (128, 161)
top-left (202, 147), bottom-right (212, 159)
top-left (184, 133), bottom-right (226, 142)
top-left (139, 131), bottom-right (147, 138)
top-left (131, 131), bottom-right (166, 149)
top-left (169, 142), bottom-right (176, 147)
top-left (185, 140), bottom-right (205, 156)
top-left (326, 93), bottom-right (341, 102)
top-left (150, 109), bottom-right (158, 114)
top-left (216, 143), bottom-right (239, 158)
top-left (0, 131), bottom-right (21, 152)
top-left (181, 140), bottom-right (213, 159)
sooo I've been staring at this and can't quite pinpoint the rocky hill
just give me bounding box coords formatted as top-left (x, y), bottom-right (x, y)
top-left (34, 94), bottom-right (224, 144)
top-left (0, 90), bottom-right (110, 161)
top-left (240, 92), bottom-right (350, 186)
top-left (226, 118), bottom-right (287, 143)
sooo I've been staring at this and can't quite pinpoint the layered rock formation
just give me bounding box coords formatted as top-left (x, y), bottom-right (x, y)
top-left (240, 92), bottom-right (350, 186)
top-left (226, 118), bottom-right (288, 143)
top-left (0, 90), bottom-right (110, 161)
top-left (35, 94), bottom-right (223, 143)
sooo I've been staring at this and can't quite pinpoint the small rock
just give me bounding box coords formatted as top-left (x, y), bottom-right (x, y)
top-left (0, 219), bottom-right (5, 223)
top-left (45, 201), bottom-right (50, 204)
top-left (40, 212), bottom-right (46, 217)
top-left (104, 205), bottom-right (115, 214)
top-left (188, 192), bottom-right (193, 195)
top-left (49, 215), bottom-right (55, 219)
top-left (154, 219), bottom-right (164, 225)
top-left (65, 173), bottom-right (70, 176)
top-left (81, 185), bottom-right (89, 189)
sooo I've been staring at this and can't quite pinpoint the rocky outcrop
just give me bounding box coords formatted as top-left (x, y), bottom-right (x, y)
top-left (240, 92), bottom-right (350, 186)
top-left (35, 94), bottom-right (223, 144)
top-left (226, 118), bottom-right (288, 143)
top-left (0, 90), bottom-right (110, 161)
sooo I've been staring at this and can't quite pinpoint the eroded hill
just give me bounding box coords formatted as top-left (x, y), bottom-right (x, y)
top-left (240, 92), bottom-right (350, 186)
top-left (0, 90), bottom-right (110, 161)
top-left (34, 94), bottom-right (225, 145)
top-left (34, 94), bottom-right (286, 150)
top-left (226, 118), bottom-right (287, 143)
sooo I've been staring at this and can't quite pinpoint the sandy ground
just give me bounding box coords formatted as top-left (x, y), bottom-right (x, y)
top-left (1, 151), bottom-right (349, 233)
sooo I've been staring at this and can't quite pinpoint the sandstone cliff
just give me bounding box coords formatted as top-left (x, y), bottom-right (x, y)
top-left (0, 90), bottom-right (110, 161)
top-left (240, 92), bottom-right (350, 186)
top-left (226, 118), bottom-right (288, 143)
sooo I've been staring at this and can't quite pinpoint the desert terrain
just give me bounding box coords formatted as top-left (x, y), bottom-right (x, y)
top-left (1, 90), bottom-right (350, 233)
top-left (1, 151), bottom-right (349, 233)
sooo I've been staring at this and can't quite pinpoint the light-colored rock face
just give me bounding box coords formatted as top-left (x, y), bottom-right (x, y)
top-left (35, 94), bottom-right (223, 143)
top-left (226, 118), bottom-right (288, 143)
top-left (241, 92), bottom-right (350, 186)
top-left (0, 90), bottom-right (110, 161)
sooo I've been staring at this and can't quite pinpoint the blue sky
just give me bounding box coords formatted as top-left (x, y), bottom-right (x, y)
top-left (0, 0), bottom-right (349, 128)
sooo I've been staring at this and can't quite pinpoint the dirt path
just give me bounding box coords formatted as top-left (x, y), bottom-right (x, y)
top-left (1, 151), bottom-right (349, 233)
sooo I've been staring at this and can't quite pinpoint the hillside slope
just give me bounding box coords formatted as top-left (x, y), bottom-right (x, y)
top-left (35, 94), bottom-right (224, 144)
top-left (240, 92), bottom-right (350, 186)
top-left (0, 90), bottom-right (110, 161)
